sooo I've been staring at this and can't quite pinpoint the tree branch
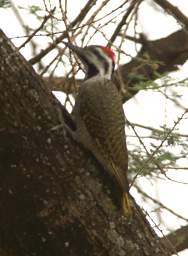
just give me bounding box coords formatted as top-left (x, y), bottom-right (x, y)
top-left (160, 225), bottom-right (188, 253)
top-left (18, 8), bottom-right (56, 50)
top-left (29, 0), bottom-right (97, 65)
top-left (47, 29), bottom-right (188, 103)
top-left (135, 185), bottom-right (188, 222)
top-left (108, 0), bottom-right (140, 46)
top-left (153, 0), bottom-right (188, 29)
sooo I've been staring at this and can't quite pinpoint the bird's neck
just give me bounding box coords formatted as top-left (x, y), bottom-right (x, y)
top-left (85, 74), bottom-right (111, 84)
top-left (86, 73), bottom-right (111, 81)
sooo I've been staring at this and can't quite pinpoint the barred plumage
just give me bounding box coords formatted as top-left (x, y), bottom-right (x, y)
top-left (64, 42), bottom-right (131, 216)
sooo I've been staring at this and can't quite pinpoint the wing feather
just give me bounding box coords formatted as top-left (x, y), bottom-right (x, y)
top-left (78, 78), bottom-right (128, 190)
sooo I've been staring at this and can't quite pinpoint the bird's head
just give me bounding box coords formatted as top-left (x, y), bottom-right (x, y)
top-left (63, 42), bottom-right (115, 80)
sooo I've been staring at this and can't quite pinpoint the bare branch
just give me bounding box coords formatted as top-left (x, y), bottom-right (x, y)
top-left (18, 8), bottom-right (56, 50)
top-left (153, 0), bottom-right (188, 29)
top-left (135, 185), bottom-right (188, 222)
top-left (130, 110), bottom-right (188, 187)
top-left (130, 122), bottom-right (188, 138)
top-left (108, 0), bottom-right (141, 46)
top-left (29, 0), bottom-right (97, 65)
top-left (160, 225), bottom-right (188, 253)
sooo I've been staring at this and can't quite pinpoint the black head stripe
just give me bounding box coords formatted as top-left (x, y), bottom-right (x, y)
top-left (112, 61), bottom-right (115, 73)
top-left (90, 47), bottom-right (109, 73)
top-left (75, 52), bottom-right (99, 79)
top-left (78, 45), bottom-right (114, 79)
top-left (87, 63), bottom-right (99, 79)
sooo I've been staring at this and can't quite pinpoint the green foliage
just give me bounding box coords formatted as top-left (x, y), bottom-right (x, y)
top-left (0, 0), bottom-right (10, 8)
top-left (129, 147), bottom-right (176, 177)
top-left (29, 5), bottom-right (42, 14)
top-left (128, 123), bottom-right (188, 178)
top-left (18, 4), bottom-right (58, 36)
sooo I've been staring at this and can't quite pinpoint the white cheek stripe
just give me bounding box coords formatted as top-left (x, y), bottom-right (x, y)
top-left (97, 48), bottom-right (113, 79)
top-left (88, 48), bottom-right (113, 80)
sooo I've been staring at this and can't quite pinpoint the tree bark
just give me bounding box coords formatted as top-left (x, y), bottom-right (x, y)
top-left (161, 225), bottom-right (188, 253)
top-left (0, 29), bottom-right (176, 256)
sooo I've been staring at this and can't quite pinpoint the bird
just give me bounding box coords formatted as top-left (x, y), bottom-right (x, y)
top-left (63, 41), bottom-right (132, 217)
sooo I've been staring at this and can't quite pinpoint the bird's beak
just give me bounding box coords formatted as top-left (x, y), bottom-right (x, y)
top-left (63, 41), bottom-right (85, 59)
top-left (63, 41), bottom-right (89, 75)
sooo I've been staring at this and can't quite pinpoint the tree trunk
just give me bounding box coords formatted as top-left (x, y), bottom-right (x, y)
top-left (0, 29), bottom-right (174, 256)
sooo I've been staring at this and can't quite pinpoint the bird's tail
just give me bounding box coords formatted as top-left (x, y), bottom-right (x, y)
top-left (122, 192), bottom-right (132, 217)
top-left (109, 161), bottom-right (132, 217)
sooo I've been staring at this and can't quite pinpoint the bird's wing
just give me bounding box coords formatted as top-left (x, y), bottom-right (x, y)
top-left (79, 78), bottom-right (128, 190)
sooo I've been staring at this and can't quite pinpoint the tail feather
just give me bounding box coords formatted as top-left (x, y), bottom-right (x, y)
top-left (122, 192), bottom-right (132, 217)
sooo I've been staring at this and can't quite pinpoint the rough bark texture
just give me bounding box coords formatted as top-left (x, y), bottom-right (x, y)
top-left (161, 225), bottom-right (188, 253)
top-left (0, 30), bottom-right (175, 255)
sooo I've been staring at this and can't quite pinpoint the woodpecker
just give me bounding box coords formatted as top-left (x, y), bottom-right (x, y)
top-left (64, 42), bottom-right (131, 216)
